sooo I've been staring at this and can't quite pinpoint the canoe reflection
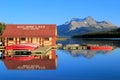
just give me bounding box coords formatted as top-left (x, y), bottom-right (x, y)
top-left (2, 50), bottom-right (57, 70)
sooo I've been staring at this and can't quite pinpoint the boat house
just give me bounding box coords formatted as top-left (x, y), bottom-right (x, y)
top-left (2, 24), bottom-right (57, 47)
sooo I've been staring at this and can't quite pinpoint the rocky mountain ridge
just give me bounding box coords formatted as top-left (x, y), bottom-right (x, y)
top-left (57, 16), bottom-right (118, 37)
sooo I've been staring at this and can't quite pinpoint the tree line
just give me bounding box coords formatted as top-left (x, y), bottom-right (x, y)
top-left (72, 28), bottom-right (120, 38)
top-left (0, 23), bottom-right (6, 35)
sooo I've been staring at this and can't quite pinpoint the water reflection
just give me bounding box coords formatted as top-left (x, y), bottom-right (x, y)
top-left (64, 50), bottom-right (111, 59)
top-left (57, 38), bottom-right (120, 48)
top-left (0, 39), bottom-right (120, 80)
top-left (1, 50), bottom-right (57, 70)
top-left (60, 38), bottom-right (118, 58)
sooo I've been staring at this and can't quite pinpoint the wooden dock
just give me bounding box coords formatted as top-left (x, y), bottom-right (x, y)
top-left (63, 44), bottom-right (88, 50)
top-left (31, 46), bottom-right (52, 55)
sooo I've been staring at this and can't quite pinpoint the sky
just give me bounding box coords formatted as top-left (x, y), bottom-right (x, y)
top-left (0, 0), bottom-right (120, 26)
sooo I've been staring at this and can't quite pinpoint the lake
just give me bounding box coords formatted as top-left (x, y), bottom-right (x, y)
top-left (0, 39), bottom-right (120, 80)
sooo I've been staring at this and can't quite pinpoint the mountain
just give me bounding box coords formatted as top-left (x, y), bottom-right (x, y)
top-left (57, 16), bottom-right (118, 37)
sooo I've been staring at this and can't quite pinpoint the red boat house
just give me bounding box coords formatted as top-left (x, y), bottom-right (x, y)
top-left (2, 24), bottom-right (57, 47)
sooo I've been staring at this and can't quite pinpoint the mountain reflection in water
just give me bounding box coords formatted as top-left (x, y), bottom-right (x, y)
top-left (58, 38), bottom-right (120, 59)
top-left (0, 39), bottom-right (120, 80)
top-left (63, 50), bottom-right (111, 59)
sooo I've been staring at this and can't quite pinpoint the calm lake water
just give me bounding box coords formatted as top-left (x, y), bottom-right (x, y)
top-left (0, 39), bottom-right (120, 80)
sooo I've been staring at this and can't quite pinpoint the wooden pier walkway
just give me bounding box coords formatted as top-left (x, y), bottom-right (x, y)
top-left (31, 46), bottom-right (52, 55)
top-left (63, 44), bottom-right (88, 50)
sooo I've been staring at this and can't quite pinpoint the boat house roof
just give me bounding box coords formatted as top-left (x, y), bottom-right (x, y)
top-left (2, 24), bottom-right (57, 38)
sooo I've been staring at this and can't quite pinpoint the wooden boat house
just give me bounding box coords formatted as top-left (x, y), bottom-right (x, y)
top-left (2, 24), bottom-right (57, 47)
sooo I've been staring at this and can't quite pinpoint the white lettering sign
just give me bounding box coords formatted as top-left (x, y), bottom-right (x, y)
top-left (17, 25), bottom-right (45, 30)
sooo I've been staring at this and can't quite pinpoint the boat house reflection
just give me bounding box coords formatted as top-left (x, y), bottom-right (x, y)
top-left (2, 50), bottom-right (57, 70)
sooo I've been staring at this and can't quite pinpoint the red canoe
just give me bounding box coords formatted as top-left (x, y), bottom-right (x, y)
top-left (90, 46), bottom-right (113, 51)
top-left (5, 44), bottom-right (40, 51)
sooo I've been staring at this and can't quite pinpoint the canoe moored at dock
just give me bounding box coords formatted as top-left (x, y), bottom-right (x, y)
top-left (5, 44), bottom-right (39, 51)
top-left (90, 46), bottom-right (113, 51)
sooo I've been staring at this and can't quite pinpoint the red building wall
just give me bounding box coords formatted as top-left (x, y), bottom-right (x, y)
top-left (2, 24), bottom-right (57, 47)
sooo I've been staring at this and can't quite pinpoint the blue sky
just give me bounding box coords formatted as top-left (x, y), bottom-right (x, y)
top-left (0, 0), bottom-right (120, 26)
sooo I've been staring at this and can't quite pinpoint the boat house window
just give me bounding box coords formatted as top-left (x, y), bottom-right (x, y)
top-left (20, 38), bottom-right (26, 41)
top-left (8, 38), bottom-right (13, 41)
top-left (44, 38), bottom-right (49, 41)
